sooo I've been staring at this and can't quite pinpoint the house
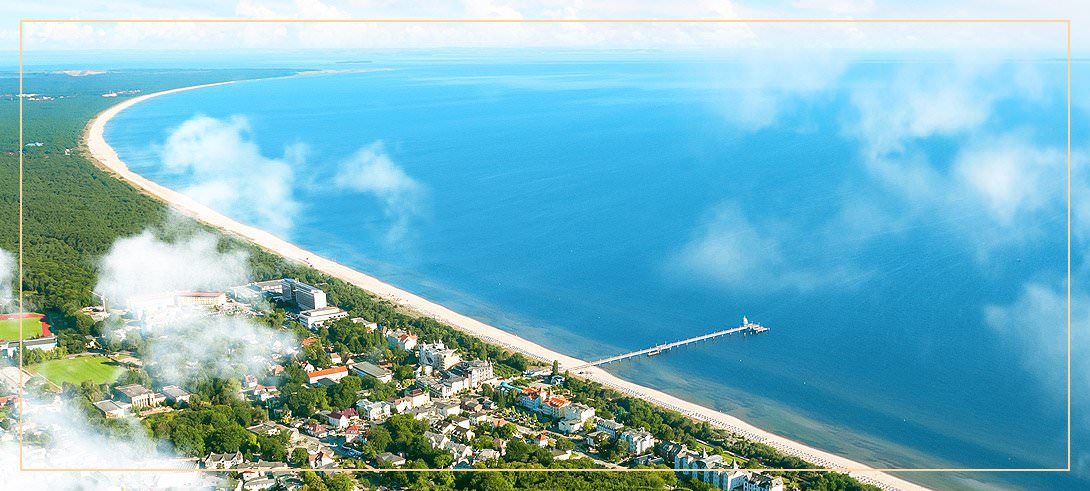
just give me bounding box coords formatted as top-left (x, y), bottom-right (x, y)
top-left (594, 417), bottom-right (624, 437)
top-left (620, 427), bottom-right (656, 454)
top-left (161, 385), bottom-right (192, 405)
top-left (329, 352), bottom-right (342, 365)
top-left (441, 441), bottom-right (473, 460)
top-left (349, 361), bottom-right (393, 383)
top-left (518, 388), bottom-right (543, 411)
top-left (433, 401), bottom-right (461, 418)
top-left (303, 423), bottom-right (330, 438)
top-left (326, 410), bottom-right (354, 428)
top-left (385, 329), bottom-right (417, 351)
top-left (744, 474), bottom-right (785, 491)
top-left (451, 426), bottom-right (475, 443)
top-left (243, 374), bottom-right (258, 388)
top-left (377, 452), bottom-right (406, 467)
top-left (540, 395), bottom-right (571, 418)
top-left (418, 341), bottom-right (461, 371)
top-left (114, 384), bottom-right (157, 409)
top-left (306, 366), bottom-right (348, 385)
top-left (203, 451), bottom-right (244, 469)
top-left (533, 432), bottom-right (550, 447)
top-left (308, 450), bottom-right (335, 468)
top-left (475, 448), bottom-right (501, 463)
top-left (563, 403), bottom-right (595, 423)
top-left (425, 431), bottom-right (449, 449)
top-left (93, 399), bottom-right (126, 418)
top-left (357, 400), bottom-right (393, 421)
top-left (351, 318), bottom-right (379, 331)
top-left (344, 424), bottom-right (363, 443)
top-left (675, 445), bottom-right (748, 491)
top-left (551, 448), bottom-right (572, 461)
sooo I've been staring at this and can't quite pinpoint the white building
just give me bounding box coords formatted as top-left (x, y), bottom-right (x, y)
top-left (620, 427), bottom-right (656, 454)
top-left (282, 279), bottom-right (328, 310)
top-left (385, 329), bottom-right (418, 351)
top-left (357, 400), bottom-right (394, 421)
top-left (418, 341), bottom-right (462, 371)
top-left (744, 474), bottom-right (785, 491)
top-left (675, 446), bottom-right (750, 491)
top-left (300, 306), bottom-right (348, 329)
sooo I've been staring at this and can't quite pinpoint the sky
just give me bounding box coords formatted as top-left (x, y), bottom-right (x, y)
top-left (0, 0), bottom-right (1084, 54)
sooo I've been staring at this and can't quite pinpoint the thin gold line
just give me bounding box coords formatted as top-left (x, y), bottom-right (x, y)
top-left (15, 17), bottom-right (1073, 475)
top-left (18, 18), bottom-right (1072, 24)
top-left (17, 18), bottom-right (24, 473)
top-left (1066, 18), bottom-right (1072, 473)
top-left (14, 467), bottom-right (1076, 473)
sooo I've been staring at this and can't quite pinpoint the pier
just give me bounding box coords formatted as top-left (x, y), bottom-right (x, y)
top-left (571, 317), bottom-right (769, 371)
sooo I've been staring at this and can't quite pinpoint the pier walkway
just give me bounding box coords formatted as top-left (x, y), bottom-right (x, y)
top-left (571, 318), bottom-right (768, 371)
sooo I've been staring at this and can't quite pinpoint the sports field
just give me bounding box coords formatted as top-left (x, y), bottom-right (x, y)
top-left (30, 356), bottom-right (124, 386)
top-left (0, 318), bottom-right (46, 341)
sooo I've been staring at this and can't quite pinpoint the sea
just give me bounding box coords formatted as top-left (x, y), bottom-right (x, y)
top-left (103, 51), bottom-right (1085, 490)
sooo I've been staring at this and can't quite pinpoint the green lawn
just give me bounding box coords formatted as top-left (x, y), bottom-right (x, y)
top-left (30, 356), bottom-right (124, 386)
top-left (0, 318), bottom-right (44, 341)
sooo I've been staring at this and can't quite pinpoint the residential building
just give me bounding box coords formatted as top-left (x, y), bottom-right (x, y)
top-left (281, 279), bottom-right (328, 310)
top-left (418, 341), bottom-right (461, 371)
top-left (203, 451), bottom-right (244, 469)
top-left (357, 400), bottom-right (393, 421)
top-left (449, 359), bottom-right (496, 388)
top-left (308, 450), bottom-right (334, 468)
top-left (594, 417), bottom-right (624, 437)
top-left (377, 452), bottom-right (406, 467)
top-left (540, 394), bottom-right (571, 418)
top-left (349, 361), bottom-right (393, 383)
top-left (114, 384), bottom-right (157, 409)
top-left (620, 427), bottom-right (656, 454)
top-left (675, 445), bottom-right (749, 491)
top-left (306, 366), bottom-right (348, 385)
top-left (385, 329), bottom-right (418, 351)
top-left (744, 474), bottom-right (785, 491)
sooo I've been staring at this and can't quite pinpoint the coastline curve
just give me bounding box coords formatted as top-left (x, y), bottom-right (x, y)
top-left (81, 76), bottom-right (928, 491)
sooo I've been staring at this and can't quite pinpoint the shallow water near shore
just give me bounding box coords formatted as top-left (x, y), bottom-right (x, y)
top-left (104, 55), bottom-right (1077, 489)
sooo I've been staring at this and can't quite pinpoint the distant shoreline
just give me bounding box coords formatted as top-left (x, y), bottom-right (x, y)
top-left (82, 74), bottom-right (927, 491)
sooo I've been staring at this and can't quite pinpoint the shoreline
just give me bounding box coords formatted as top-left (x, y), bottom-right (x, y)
top-left (83, 77), bottom-right (927, 491)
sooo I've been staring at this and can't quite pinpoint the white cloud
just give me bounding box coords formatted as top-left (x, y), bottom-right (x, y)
top-left (954, 135), bottom-right (1064, 226)
top-left (983, 281), bottom-right (1084, 398)
top-left (95, 226), bottom-right (296, 385)
top-left (0, 249), bottom-right (14, 311)
top-left (160, 115), bottom-right (300, 237)
top-left (670, 203), bottom-right (863, 293)
top-left (334, 141), bottom-right (425, 243)
top-left (95, 228), bottom-right (249, 304)
top-left (2, 395), bottom-right (208, 485)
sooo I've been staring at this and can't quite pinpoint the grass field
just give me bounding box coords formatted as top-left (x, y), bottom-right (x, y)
top-left (30, 356), bottom-right (124, 386)
top-left (0, 318), bottom-right (45, 341)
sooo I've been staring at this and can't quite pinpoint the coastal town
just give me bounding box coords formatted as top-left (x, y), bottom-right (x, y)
top-left (0, 277), bottom-right (803, 490)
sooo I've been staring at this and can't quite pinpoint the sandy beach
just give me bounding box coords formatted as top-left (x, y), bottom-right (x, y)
top-left (84, 78), bottom-right (928, 491)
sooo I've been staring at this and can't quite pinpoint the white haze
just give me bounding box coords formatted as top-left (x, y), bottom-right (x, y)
top-left (95, 226), bottom-right (297, 384)
top-left (0, 248), bottom-right (14, 311)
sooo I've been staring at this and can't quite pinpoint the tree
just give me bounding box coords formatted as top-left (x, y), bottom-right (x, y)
top-left (290, 447), bottom-right (309, 467)
top-left (551, 359), bottom-right (559, 378)
top-left (368, 426), bottom-right (392, 453)
top-left (324, 473), bottom-right (357, 491)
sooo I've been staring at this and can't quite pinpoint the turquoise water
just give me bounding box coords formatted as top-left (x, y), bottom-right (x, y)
top-left (105, 55), bottom-right (1081, 489)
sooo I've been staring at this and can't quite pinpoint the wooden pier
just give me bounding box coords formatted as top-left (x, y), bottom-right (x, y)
top-left (571, 317), bottom-right (768, 371)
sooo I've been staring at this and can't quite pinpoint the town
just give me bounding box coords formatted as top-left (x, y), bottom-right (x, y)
top-left (0, 277), bottom-right (862, 491)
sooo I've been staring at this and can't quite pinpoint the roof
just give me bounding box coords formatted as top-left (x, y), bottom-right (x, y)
top-left (93, 400), bottom-right (124, 413)
top-left (307, 366), bottom-right (348, 379)
top-left (176, 291), bottom-right (224, 297)
top-left (350, 361), bottom-right (392, 378)
top-left (115, 384), bottom-right (152, 398)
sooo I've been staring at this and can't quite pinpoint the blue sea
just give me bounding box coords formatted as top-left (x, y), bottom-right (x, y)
top-left (104, 52), bottom-right (1085, 490)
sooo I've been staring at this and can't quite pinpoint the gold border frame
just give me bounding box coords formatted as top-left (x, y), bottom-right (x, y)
top-left (15, 18), bottom-right (1072, 477)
